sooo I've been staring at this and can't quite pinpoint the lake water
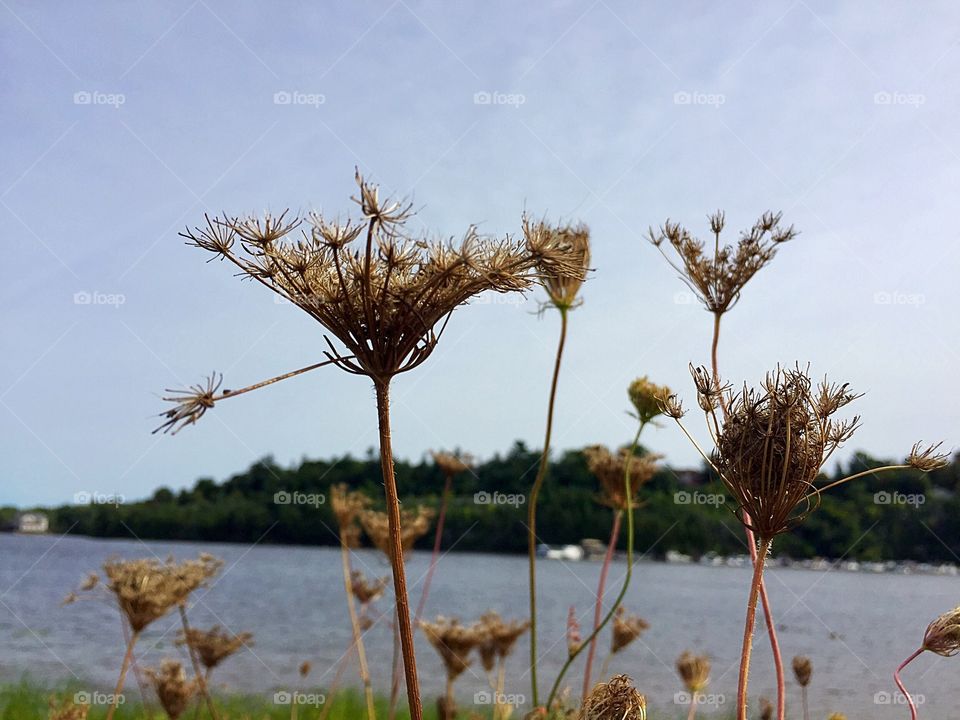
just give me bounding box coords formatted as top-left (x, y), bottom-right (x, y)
top-left (1, 533), bottom-right (956, 718)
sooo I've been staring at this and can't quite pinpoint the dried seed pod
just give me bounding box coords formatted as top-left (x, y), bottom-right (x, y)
top-left (792, 655), bottom-right (812, 687)
top-left (145, 660), bottom-right (199, 720)
top-left (176, 626), bottom-right (252, 670)
top-left (361, 505), bottom-right (434, 557)
top-left (578, 674), bottom-right (646, 720)
top-left (611, 607), bottom-right (649, 654)
top-left (676, 650), bottom-right (711, 692)
top-left (584, 445), bottom-right (660, 511)
top-left (759, 696), bottom-right (774, 720)
top-left (419, 616), bottom-right (481, 682)
top-left (627, 376), bottom-right (672, 425)
top-left (923, 606), bottom-right (960, 656)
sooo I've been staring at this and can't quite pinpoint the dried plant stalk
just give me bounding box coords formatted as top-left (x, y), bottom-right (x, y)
top-left (161, 173), bottom-right (581, 720)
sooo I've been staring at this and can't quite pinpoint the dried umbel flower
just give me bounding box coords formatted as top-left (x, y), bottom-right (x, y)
top-left (704, 365), bottom-right (862, 539)
top-left (475, 610), bottom-right (530, 673)
top-left (419, 616), bottom-right (481, 681)
top-left (101, 554), bottom-right (222, 633)
top-left (647, 210), bottom-right (796, 316)
top-left (676, 651), bottom-right (711, 692)
top-left (584, 445), bottom-right (660, 511)
top-left (48, 699), bottom-right (89, 720)
top-left (566, 606), bottom-right (582, 656)
top-left (792, 655), bottom-right (812, 686)
top-left (179, 173), bottom-right (582, 382)
top-left (611, 607), bottom-right (649, 654)
top-left (627, 376), bottom-right (672, 426)
top-left (331, 484), bottom-right (371, 548)
top-left (578, 674), bottom-right (646, 720)
top-left (759, 696), bottom-right (773, 720)
top-left (922, 605), bottom-right (960, 656)
top-left (361, 505), bottom-right (434, 557)
top-left (145, 660), bottom-right (200, 720)
top-left (176, 626), bottom-right (252, 670)
top-left (299, 660), bottom-right (312, 678)
top-left (523, 215), bottom-right (591, 311)
top-left (350, 570), bottom-right (388, 605)
top-left (431, 450), bottom-right (472, 478)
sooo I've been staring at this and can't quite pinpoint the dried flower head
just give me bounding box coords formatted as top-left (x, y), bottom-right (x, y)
top-left (48, 698), bottom-right (89, 720)
top-left (676, 651), bottom-right (711, 693)
top-left (331, 483), bottom-right (371, 548)
top-left (703, 365), bottom-right (861, 539)
top-left (792, 655), bottom-right (812, 687)
top-left (611, 607), bottom-right (649, 654)
top-left (176, 626), bottom-right (252, 670)
top-left (523, 215), bottom-right (591, 311)
top-left (361, 505), bottom-right (434, 557)
top-left (431, 450), bottom-right (472, 477)
top-left (565, 605), bottom-right (583, 657)
top-left (145, 660), bottom-right (200, 720)
top-left (96, 554), bottom-right (222, 633)
top-left (908, 441), bottom-right (950, 472)
top-left (299, 660), bottom-right (312, 678)
top-left (759, 696), bottom-right (774, 720)
top-left (578, 674), bottom-right (646, 720)
top-left (627, 376), bottom-right (672, 425)
top-left (419, 616), bottom-right (481, 681)
top-left (648, 210), bottom-right (796, 316)
top-left (474, 610), bottom-right (530, 673)
top-left (922, 606), bottom-right (960, 656)
top-left (350, 570), bottom-right (388, 605)
top-left (155, 372), bottom-right (223, 435)
top-left (179, 172), bottom-right (583, 385)
top-left (583, 445), bottom-right (660, 510)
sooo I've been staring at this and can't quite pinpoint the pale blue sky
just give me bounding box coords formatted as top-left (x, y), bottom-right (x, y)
top-left (2, 1), bottom-right (957, 506)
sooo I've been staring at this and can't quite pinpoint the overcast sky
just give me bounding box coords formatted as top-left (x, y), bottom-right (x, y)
top-left (1, 1), bottom-right (957, 507)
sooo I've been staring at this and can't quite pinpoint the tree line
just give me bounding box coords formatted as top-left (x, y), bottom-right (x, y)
top-left (19, 442), bottom-right (960, 561)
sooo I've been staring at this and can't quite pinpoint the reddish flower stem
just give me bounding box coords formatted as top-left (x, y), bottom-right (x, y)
top-left (894, 647), bottom-right (924, 720)
top-left (581, 508), bottom-right (622, 696)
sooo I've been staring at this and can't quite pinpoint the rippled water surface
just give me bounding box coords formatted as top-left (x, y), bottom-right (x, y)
top-left (2, 533), bottom-right (956, 717)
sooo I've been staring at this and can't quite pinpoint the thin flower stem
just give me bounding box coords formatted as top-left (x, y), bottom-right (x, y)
top-left (801, 686), bottom-right (809, 720)
top-left (808, 465), bottom-right (910, 498)
top-left (687, 691), bottom-right (699, 720)
top-left (527, 307), bottom-right (569, 707)
top-left (374, 380), bottom-right (423, 720)
top-left (737, 538), bottom-right (772, 720)
top-left (414, 472), bottom-right (453, 623)
top-left (711, 313), bottom-right (785, 720)
top-left (545, 422), bottom-right (645, 708)
top-left (894, 647), bottom-right (924, 720)
top-left (178, 605), bottom-right (219, 720)
top-left (581, 508), bottom-right (623, 697)
top-left (338, 539), bottom-right (376, 720)
top-left (105, 629), bottom-right (139, 720)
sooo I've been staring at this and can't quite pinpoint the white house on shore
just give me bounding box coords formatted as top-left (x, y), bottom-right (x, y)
top-left (16, 512), bottom-right (49, 534)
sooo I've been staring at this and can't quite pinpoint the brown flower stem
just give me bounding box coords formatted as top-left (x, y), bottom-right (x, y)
top-left (388, 621), bottom-right (401, 720)
top-left (414, 471), bottom-right (453, 623)
top-left (894, 647), bottom-right (923, 720)
top-left (178, 605), bottom-right (219, 720)
top-left (118, 610), bottom-right (150, 709)
top-left (105, 629), bottom-right (139, 720)
top-left (318, 638), bottom-right (353, 720)
top-left (375, 379), bottom-right (423, 720)
top-left (687, 691), bottom-right (699, 720)
top-left (527, 307), bottom-right (569, 707)
top-left (711, 311), bottom-right (785, 720)
top-left (737, 538), bottom-right (772, 720)
top-left (338, 538), bottom-right (376, 720)
top-left (581, 508), bottom-right (623, 697)
top-left (801, 686), bottom-right (809, 720)
top-left (545, 423), bottom-right (644, 708)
